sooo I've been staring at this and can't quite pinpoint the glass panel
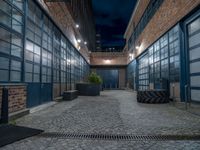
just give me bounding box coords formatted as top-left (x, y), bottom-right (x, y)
top-left (25, 62), bottom-right (33, 73)
top-left (12, 34), bottom-right (22, 47)
top-left (25, 73), bottom-right (32, 82)
top-left (26, 40), bottom-right (34, 52)
top-left (0, 57), bottom-right (9, 69)
top-left (189, 47), bottom-right (200, 61)
top-left (13, 0), bottom-right (24, 10)
top-left (188, 17), bottom-right (200, 35)
top-left (0, 11), bottom-right (11, 27)
top-left (34, 54), bottom-right (40, 63)
top-left (11, 60), bottom-right (21, 71)
top-left (0, 70), bottom-right (9, 81)
top-left (189, 32), bottom-right (200, 48)
top-left (11, 45), bottom-right (22, 57)
top-left (0, 40), bottom-right (10, 54)
top-left (10, 71), bottom-right (21, 81)
top-left (12, 8), bottom-right (22, 22)
top-left (33, 74), bottom-right (39, 82)
top-left (34, 45), bottom-right (41, 55)
top-left (25, 50), bottom-right (33, 61)
top-left (12, 19), bottom-right (22, 33)
top-left (0, 1), bottom-right (11, 14)
top-left (0, 27), bottom-right (11, 43)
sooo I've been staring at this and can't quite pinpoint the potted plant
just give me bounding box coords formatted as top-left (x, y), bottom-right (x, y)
top-left (76, 72), bottom-right (103, 96)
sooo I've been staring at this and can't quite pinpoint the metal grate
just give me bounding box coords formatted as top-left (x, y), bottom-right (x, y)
top-left (38, 132), bottom-right (200, 141)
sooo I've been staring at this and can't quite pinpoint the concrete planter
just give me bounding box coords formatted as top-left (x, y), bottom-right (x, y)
top-left (76, 83), bottom-right (101, 96)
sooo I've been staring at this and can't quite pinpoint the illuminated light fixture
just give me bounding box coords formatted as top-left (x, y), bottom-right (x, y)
top-left (75, 24), bottom-right (79, 28)
top-left (84, 41), bottom-right (87, 45)
top-left (78, 46), bottom-right (81, 50)
top-left (129, 53), bottom-right (135, 60)
top-left (104, 59), bottom-right (111, 64)
top-left (77, 39), bottom-right (81, 43)
top-left (136, 46), bottom-right (140, 50)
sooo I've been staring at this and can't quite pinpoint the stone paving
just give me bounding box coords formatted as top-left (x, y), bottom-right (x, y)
top-left (2, 90), bottom-right (200, 150)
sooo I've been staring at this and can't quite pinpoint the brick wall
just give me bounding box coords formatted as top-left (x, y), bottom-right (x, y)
top-left (125, 0), bottom-right (150, 40)
top-left (90, 52), bottom-right (128, 66)
top-left (134, 0), bottom-right (200, 58)
top-left (44, 1), bottom-right (90, 63)
top-left (0, 85), bottom-right (26, 116)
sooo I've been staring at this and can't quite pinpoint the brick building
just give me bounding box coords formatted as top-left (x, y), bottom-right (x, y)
top-left (125, 0), bottom-right (200, 101)
top-left (0, 0), bottom-right (200, 119)
top-left (0, 0), bottom-right (90, 117)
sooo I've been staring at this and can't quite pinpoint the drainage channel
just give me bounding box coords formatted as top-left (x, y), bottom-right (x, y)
top-left (37, 132), bottom-right (200, 141)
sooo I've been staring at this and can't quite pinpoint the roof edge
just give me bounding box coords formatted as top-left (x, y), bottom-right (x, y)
top-left (124, 0), bottom-right (140, 38)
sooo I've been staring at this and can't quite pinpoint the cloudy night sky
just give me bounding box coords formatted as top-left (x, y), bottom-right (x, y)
top-left (92, 0), bottom-right (137, 50)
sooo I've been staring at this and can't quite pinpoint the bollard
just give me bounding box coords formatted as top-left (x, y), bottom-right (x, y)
top-left (172, 84), bottom-right (175, 105)
top-left (185, 85), bottom-right (188, 110)
top-left (0, 88), bottom-right (9, 124)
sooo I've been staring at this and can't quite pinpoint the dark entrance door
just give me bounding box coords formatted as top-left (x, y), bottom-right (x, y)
top-left (27, 83), bottom-right (52, 108)
top-left (41, 83), bottom-right (52, 103)
top-left (96, 69), bottom-right (119, 89)
top-left (27, 83), bottom-right (41, 107)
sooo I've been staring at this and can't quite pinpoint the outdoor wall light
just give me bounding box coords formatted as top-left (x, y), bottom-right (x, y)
top-left (104, 59), bottom-right (111, 64)
top-left (77, 39), bottom-right (81, 43)
top-left (84, 41), bottom-right (87, 45)
top-left (136, 46), bottom-right (140, 49)
top-left (76, 24), bottom-right (79, 28)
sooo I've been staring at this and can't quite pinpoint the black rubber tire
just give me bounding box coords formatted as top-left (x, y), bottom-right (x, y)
top-left (137, 90), bottom-right (169, 104)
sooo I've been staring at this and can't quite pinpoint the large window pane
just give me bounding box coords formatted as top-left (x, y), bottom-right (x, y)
top-left (0, 57), bottom-right (9, 69)
top-left (0, 11), bottom-right (11, 27)
top-left (13, 0), bottom-right (24, 11)
top-left (0, 70), bottom-right (9, 81)
top-left (11, 60), bottom-right (21, 71)
top-left (10, 71), bottom-right (21, 81)
top-left (12, 8), bottom-right (22, 22)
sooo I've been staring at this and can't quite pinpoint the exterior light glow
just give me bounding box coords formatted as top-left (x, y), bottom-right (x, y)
top-left (104, 59), bottom-right (111, 64)
top-left (78, 46), bottom-right (81, 50)
top-left (136, 46), bottom-right (140, 49)
top-left (76, 24), bottom-right (79, 28)
top-left (84, 41), bottom-right (87, 45)
top-left (77, 39), bottom-right (81, 43)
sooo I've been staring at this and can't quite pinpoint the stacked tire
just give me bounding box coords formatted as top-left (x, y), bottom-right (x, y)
top-left (137, 90), bottom-right (169, 104)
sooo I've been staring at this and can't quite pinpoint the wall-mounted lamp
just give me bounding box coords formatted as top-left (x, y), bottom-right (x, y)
top-left (129, 53), bottom-right (135, 60)
top-left (104, 59), bottom-right (111, 64)
top-left (84, 41), bottom-right (87, 45)
top-left (77, 39), bottom-right (81, 43)
top-left (76, 24), bottom-right (79, 28)
top-left (136, 46), bottom-right (140, 50)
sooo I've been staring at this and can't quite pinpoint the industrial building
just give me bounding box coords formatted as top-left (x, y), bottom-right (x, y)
top-left (0, 0), bottom-right (200, 126)
top-left (1, 0), bottom-right (200, 149)
top-left (125, 0), bottom-right (200, 103)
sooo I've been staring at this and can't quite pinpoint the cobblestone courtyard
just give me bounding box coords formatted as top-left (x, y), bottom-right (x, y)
top-left (2, 90), bottom-right (200, 150)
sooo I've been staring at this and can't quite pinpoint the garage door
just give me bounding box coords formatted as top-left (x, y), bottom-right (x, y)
top-left (187, 15), bottom-right (200, 102)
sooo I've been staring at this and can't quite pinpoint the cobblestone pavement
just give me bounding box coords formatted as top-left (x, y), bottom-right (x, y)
top-left (2, 90), bottom-right (200, 150)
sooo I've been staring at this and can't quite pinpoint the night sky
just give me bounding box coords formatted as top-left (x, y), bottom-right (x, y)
top-left (92, 0), bottom-right (137, 50)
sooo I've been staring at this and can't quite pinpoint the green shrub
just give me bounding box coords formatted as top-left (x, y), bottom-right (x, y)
top-left (88, 72), bottom-right (102, 84)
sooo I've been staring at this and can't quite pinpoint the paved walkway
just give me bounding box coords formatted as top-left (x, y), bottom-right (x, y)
top-left (2, 90), bottom-right (200, 150)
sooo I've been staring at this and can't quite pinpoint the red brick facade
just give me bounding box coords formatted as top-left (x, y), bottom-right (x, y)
top-left (125, 0), bottom-right (200, 59)
top-left (0, 85), bottom-right (26, 116)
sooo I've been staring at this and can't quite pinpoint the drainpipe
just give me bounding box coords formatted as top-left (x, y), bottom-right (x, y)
top-left (1, 87), bottom-right (9, 124)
